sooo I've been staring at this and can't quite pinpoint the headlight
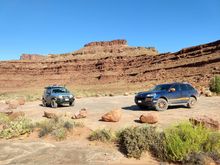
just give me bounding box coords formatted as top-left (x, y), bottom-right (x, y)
top-left (58, 95), bottom-right (63, 99)
top-left (69, 95), bottom-right (73, 98)
top-left (146, 93), bottom-right (156, 97)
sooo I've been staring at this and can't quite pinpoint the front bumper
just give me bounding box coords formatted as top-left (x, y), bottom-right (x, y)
top-left (56, 97), bottom-right (75, 105)
top-left (134, 97), bottom-right (157, 107)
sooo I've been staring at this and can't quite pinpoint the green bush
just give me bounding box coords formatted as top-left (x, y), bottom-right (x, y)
top-left (163, 122), bottom-right (220, 162)
top-left (37, 118), bottom-right (74, 140)
top-left (0, 113), bottom-right (10, 125)
top-left (89, 129), bottom-right (114, 142)
top-left (0, 117), bottom-right (33, 139)
top-left (210, 75), bottom-right (220, 93)
top-left (117, 126), bottom-right (160, 159)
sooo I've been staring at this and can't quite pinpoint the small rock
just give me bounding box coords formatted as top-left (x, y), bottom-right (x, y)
top-left (43, 111), bottom-right (58, 119)
top-left (204, 90), bottom-right (212, 97)
top-left (72, 108), bottom-right (87, 119)
top-left (140, 113), bottom-right (159, 124)
top-left (189, 115), bottom-right (220, 130)
top-left (101, 109), bottom-right (122, 122)
top-left (8, 100), bottom-right (19, 109)
top-left (17, 97), bottom-right (25, 105)
top-left (124, 92), bottom-right (129, 96)
top-left (109, 93), bottom-right (114, 97)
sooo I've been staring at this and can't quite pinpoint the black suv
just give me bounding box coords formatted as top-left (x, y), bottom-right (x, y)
top-left (42, 86), bottom-right (75, 108)
top-left (135, 82), bottom-right (199, 111)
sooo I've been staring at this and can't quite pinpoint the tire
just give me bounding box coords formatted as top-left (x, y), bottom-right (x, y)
top-left (42, 99), bottom-right (48, 107)
top-left (187, 97), bottom-right (197, 108)
top-left (51, 99), bottom-right (58, 108)
top-left (155, 98), bottom-right (168, 111)
top-left (69, 101), bottom-right (74, 106)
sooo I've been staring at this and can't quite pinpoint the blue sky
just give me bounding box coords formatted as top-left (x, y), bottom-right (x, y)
top-left (0, 0), bottom-right (219, 60)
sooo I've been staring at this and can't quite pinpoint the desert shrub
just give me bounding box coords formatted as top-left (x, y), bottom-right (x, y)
top-left (89, 129), bottom-right (114, 142)
top-left (37, 118), bottom-right (74, 140)
top-left (52, 127), bottom-right (67, 141)
top-left (164, 122), bottom-right (213, 162)
top-left (73, 121), bottom-right (84, 128)
top-left (0, 117), bottom-right (33, 139)
top-left (0, 113), bottom-right (10, 125)
top-left (117, 126), bottom-right (160, 159)
top-left (203, 132), bottom-right (220, 155)
top-left (210, 75), bottom-right (220, 93)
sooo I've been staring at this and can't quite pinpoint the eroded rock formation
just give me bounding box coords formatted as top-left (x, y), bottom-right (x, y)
top-left (0, 40), bottom-right (219, 90)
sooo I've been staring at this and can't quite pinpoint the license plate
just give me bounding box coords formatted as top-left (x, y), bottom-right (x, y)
top-left (65, 98), bottom-right (69, 101)
top-left (138, 100), bottom-right (142, 103)
top-left (145, 98), bottom-right (152, 101)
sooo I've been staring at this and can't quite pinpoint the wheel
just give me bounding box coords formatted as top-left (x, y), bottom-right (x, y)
top-left (187, 97), bottom-right (197, 108)
top-left (51, 99), bottom-right (58, 108)
top-left (155, 98), bottom-right (168, 111)
top-left (42, 99), bottom-right (48, 107)
top-left (69, 101), bottom-right (74, 106)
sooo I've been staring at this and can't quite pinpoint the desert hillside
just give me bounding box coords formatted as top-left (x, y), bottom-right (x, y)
top-left (0, 39), bottom-right (219, 92)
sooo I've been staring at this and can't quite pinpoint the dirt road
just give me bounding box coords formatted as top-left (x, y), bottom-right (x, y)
top-left (1, 95), bottom-right (220, 165)
top-left (15, 95), bottom-right (220, 130)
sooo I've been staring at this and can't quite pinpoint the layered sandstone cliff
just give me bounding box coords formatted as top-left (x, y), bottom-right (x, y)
top-left (0, 40), bottom-right (219, 90)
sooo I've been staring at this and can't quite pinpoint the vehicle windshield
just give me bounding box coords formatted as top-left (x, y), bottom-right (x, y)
top-left (149, 84), bottom-right (172, 92)
top-left (52, 88), bottom-right (69, 93)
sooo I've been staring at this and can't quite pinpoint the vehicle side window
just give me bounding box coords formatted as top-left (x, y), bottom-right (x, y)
top-left (187, 84), bottom-right (195, 90)
top-left (46, 89), bottom-right (51, 94)
top-left (180, 84), bottom-right (189, 91)
top-left (172, 84), bottom-right (181, 91)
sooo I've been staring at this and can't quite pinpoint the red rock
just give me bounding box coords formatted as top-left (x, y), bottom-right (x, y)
top-left (43, 111), bottom-right (58, 119)
top-left (101, 109), bottom-right (122, 122)
top-left (17, 97), bottom-right (25, 105)
top-left (84, 39), bottom-right (127, 47)
top-left (189, 116), bottom-right (220, 130)
top-left (139, 113), bottom-right (159, 124)
top-left (72, 108), bottom-right (87, 119)
top-left (9, 111), bottom-right (25, 120)
top-left (8, 100), bottom-right (19, 109)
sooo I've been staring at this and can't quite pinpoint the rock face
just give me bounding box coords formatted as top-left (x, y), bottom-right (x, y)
top-left (189, 116), bottom-right (220, 130)
top-left (0, 40), bottom-right (219, 90)
top-left (139, 113), bottom-right (159, 124)
top-left (20, 54), bottom-right (46, 61)
top-left (84, 39), bottom-right (127, 47)
top-left (101, 109), bottom-right (122, 122)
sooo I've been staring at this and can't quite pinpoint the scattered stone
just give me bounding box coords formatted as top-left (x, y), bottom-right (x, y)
top-left (43, 111), bottom-right (58, 119)
top-left (204, 90), bottom-right (213, 97)
top-left (8, 100), bottom-right (19, 109)
top-left (9, 111), bottom-right (25, 120)
top-left (139, 113), bottom-right (159, 124)
top-left (124, 92), bottom-right (129, 96)
top-left (101, 109), bottom-right (122, 122)
top-left (189, 115), bottom-right (220, 130)
top-left (186, 153), bottom-right (216, 165)
top-left (0, 110), bottom-right (13, 115)
top-left (5, 100), bottom-right (10, 104)
top-left (109, 93), bottom-right (114, 97)
top-left (17, 97), bottom-right (25, 105)
top-left (72, 108), bottom-right (87, 119)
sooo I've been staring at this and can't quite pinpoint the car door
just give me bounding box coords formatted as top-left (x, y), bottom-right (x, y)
top-left (45, 89), bottom-right (52, 104)
top-left (180, 84), bottom-right (190, 103)
top-left (166, 84), bottom-right (182, 104)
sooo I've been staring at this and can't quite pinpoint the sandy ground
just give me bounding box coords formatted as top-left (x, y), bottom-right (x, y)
top-left (0, 95), bottom-right (220, 165)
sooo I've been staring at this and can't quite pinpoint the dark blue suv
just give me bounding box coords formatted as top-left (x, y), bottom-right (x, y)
top-left (135, 82), bottom-right (199, 111)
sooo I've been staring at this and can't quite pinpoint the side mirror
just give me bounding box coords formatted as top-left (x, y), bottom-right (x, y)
top-left (169, 88), bottom-right (176, 92)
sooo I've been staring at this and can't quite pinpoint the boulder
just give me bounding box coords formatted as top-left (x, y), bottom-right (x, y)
top-left (0, 110), bottom-right (13, 116)
top-left (189, 116), bottom-right (220, 130)
top-left (101, 109), bottom-right (122, 122)
top-left (72, 108), bottom-right (87, 119)
top-left (43, 111), bottom-right (58, 119)
top-left (139, 113), bottom-right (159, 124)
top-left (9, 111), bottom-right (25, 120)
top-left (109, 93), bottom-right (114, 97)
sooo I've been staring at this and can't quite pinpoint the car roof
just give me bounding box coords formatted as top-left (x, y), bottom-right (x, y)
top-left (45, 85), bottom-right (65, 89)
top-left (157, 82), bottom-right (191, 86)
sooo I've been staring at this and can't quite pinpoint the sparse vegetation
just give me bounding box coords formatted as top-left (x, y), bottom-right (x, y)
top-left (210, 75), bottom-right (220, 94)
top-left (89, 129), bottom-right (114, 142)
top-left (0, 114), bottom-right (33, 139)
top-left (37, 117), bottom-right (83, 141)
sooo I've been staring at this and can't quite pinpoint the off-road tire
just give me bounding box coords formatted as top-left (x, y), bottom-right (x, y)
top-left (69, 101), bottom-right (74, 106)
top-left (51, 99), bottom-right (58, 108)
top-left (155, 98), bottom-right (168, 111)
top-left (187, 97), bottom-right (197, 108)
top-left (42, 99), bottom-right (48, 107)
